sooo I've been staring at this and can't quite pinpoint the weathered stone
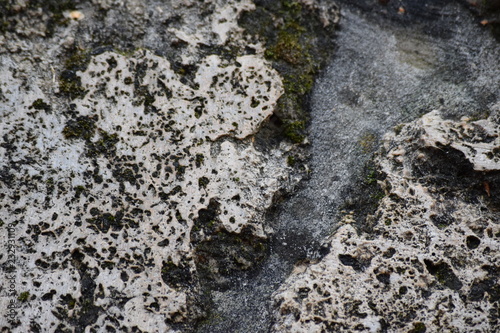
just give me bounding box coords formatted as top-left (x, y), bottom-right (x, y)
top-left (272, 110), bottom-right (500, 332)
top-left (0, 1), bottom-right (302, 331)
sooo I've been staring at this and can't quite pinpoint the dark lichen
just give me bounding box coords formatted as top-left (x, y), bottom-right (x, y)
top-left (408, 322), bottom-right (427, 333)
top-left (30, 99), bottom-right (52, 112)
top-left (339, 159), bottom-right (387, 234)
top-left (1, 0), bottom-right (80, 35)
top-left (86, 130), bottom-right (119, 158)
top-left (0, 0), bottom-right (14, 33)
top-left (198, 176), bottom-right (210, 189)
top-left (62, 116), bottom-right (96, 141)
top-left (191, 200), bottom-right (268, 291)
top-left (59, 47), bottom-right (90, 99)
top-left (465, 0), bottom-right (500, 41)
top-left (466, 235), bottom-right (481, 249)
top-left (338, 254), bottom-right (371, 272)
top-left (85, 210), bottom-right (135, 233)
top-left (161, 259), bottom-right (193, 290)
top-left (195, 154), bottom-right (205, 168)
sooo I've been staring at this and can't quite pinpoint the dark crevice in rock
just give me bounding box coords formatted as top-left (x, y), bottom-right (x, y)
top-left (338, 254), bottom-right (370, 271)
top-left (413, 146), bottom-right (500, 212)
top-left (191, 199), bottom-right (269, 292)
top-left (424, 259), bottom-right (463, 290)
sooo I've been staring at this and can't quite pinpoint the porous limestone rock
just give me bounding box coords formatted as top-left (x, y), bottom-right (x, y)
top-left (272, 110), bottom-right (500, 332)
top-left (0, 0), bottom-right (302, 331)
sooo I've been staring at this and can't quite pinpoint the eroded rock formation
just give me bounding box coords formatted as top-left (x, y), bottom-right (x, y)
top-left (272, 110), bottom-right (500, 332)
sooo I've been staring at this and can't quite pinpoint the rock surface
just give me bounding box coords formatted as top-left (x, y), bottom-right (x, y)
top-left (0, 0), bottom-right (303, 331)
top-left (1, 0), bottom-right (500, 332)
top-left (272, 110), bottom-right (500, 332)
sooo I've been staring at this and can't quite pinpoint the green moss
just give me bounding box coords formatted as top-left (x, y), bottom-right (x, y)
top-left (371, 191), bottom-right (385, 201)
top-left (18, 291), bottom-right (30, 302)
top-left (195, 154), bottom-right (205, 168)
top-left (408, 322), bottom-right (426, 333)
top-left (287, 155), bottom-right (296, 167)
top-left (31, 99), bottom-right (51, 112)
top-left (59, 47), bottom-right (90, 99)
top-left (359, 133), bottom-right (377, 153)
top-left (62, 116), bottom-right (96, 141)
top-left (239, 0), bottom-right (337, 144)
top-left (59, 79), bottom-right (86, 98)
top-left (283, 72), bottom-right (314, 96)
top-left (283, 121), bottom-right (306, 143)
top-left (265, 28), bottom-right (306, 65)
top-left (365, 165), bottom-right (379, 185)
top-left (64, 49), bottom-right (90, 72)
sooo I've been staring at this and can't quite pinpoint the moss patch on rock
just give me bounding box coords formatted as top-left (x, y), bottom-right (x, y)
top-left (239, 0), bottom-right (339, 144)
top-left (59, 47), bottom-right (91, 99)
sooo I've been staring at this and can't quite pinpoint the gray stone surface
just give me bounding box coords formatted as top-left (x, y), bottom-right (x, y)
top-left (1, 0), bottom-right (500, 332)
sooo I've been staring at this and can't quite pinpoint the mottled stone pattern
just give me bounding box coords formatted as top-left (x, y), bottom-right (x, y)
top-left (0, 0), bottom-right (300, 332)
top-left (272, 110), bottom-right (500, 332)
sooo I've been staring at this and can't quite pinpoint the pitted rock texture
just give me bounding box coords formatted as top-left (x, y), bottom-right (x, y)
top-left (272, 110), bottom-right (500, 332)
top-left (0, 0), bottom-right (305, 331)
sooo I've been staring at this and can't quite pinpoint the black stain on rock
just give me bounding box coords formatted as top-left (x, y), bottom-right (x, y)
top-left (49, 249), bottom-right (104, 333)
top-left (161, 259), bottom-right (193, 290)
top-left (468, 265), bottom-right (500, 303)
top-left (191, 200), bottom-right (268, 291)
